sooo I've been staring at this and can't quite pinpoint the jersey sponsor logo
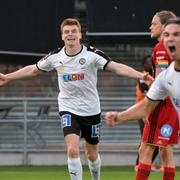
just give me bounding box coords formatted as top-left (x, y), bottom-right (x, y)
top-left (61, 114), bottom-right (71, 128)
top-left (63, 73), bottom-right (84, 82)
top-left (172, 97), bottom-right (180, 107)
top-left (91, 123), bottom-right (101, 138)
top-left (156, 51), bottom-right (166, 54)
top-left (57, 62), bottom-right (64, 72)
top-left (156, 56), bottom-right (166, 60)
top-left (79, 58), bottom-right (86, 65)
top-left (70, 172), bottom-right (77, 176)
top-left (167, 81), bottom-right (172, 86)
top-left (160, 124), bottom-right (172, 137)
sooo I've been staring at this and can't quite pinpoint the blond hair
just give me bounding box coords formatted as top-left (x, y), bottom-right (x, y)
top-left (155, 10), bottom-right (176, 25)
top-left (60, 18), bottom-right (81, 33)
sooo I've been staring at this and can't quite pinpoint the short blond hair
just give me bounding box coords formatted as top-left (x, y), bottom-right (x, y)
top-left (155, 10), bottom-right (176, 25)
top-left (60, 18), bottom-right (81, 33)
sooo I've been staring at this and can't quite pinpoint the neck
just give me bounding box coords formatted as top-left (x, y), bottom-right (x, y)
top-left (65, 44), bottom-right (82, 56)
top-left (158, 34), bottom-right (163, 42)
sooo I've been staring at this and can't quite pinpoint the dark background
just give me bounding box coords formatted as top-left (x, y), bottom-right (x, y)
top-left (0, 0), bottom-right (74, 54)
top-left (0, 0), bottom-right (180, 64)
top-left (86, 0), bottom-right (180, 33)
top-left (86, 0), bottom-right (180, 46)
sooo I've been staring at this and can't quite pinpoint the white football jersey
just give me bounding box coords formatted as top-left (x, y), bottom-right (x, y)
top-left (37, 45), bottom-right (110, 116)
top-left (147, 62), bottom-right (180, 121)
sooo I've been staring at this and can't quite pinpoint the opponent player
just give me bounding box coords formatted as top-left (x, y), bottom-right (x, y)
top-left (105, 17), bottom-right (180, 180)
top-left (134, 55), bottom-right (159, 171)
top-left (135, 11), bottom-right (179, 179)
top-left (0, 18), bottom-right (152, 180)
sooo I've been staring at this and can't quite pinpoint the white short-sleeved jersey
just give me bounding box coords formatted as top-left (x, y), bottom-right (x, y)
top-left (147, 62), bottom-right (180, 121)
top-left (37, 45), bottom-right (110, 116)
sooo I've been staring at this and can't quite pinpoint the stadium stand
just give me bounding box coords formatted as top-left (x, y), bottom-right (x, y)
top-left (1, 0), bottom-right (179, 166)
top-left (0, 45), bottom-right (153, 150)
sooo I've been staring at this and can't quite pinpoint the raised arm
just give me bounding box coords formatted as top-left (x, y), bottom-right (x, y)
top-left (105, 97), bottom-right (160, 126)
top-left (0, 64), bottom-right (41, 86)
top-left (106, 61), bottom-right (153, 80)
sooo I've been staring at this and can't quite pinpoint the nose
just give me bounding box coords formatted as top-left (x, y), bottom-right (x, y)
top-left (167, 35), bottom-right (175, 41)
top-left (67, 32), bottom-right (72, 36)
top-left (164, 36), bottom-right (175, 45)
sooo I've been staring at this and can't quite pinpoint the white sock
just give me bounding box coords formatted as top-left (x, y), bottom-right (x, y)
top-left (68, 157), bottom-right (82, 180)
top-left (88, 154), bottom-right (101, 180)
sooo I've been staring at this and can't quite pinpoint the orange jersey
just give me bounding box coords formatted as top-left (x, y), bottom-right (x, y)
top-left (135, 71), bottom-right (152, 104)
top-left (135, 83), bottom-right (145, 104)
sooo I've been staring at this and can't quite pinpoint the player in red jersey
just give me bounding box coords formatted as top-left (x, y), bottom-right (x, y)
top-left (105, 17), bottom-right (180, 180)
top-left (134, 55), bottom-right (159, 172)
top-left (136, 11), bottom-right (179, 180)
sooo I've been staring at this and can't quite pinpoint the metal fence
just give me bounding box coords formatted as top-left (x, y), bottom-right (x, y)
top-left (0, 97), bottom-right (141, 164)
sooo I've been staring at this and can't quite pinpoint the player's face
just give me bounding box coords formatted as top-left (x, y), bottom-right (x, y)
top-left (163, 24), bottom-right (180, 64)
top-left (150, 15), bottom-right (164, 40)
top-left (61, 25), bottom-right (82, 47)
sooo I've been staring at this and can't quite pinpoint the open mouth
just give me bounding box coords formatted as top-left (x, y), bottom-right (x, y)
top-left (168, 45), bottom-right (176, 53)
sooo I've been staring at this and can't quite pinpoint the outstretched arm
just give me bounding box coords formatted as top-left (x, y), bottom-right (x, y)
top-left (106, 61), bottom-right (153, 80)
top-left (105, 97), bottom-right (159, 126)
top-left (0, 64), bottom-right (41, 86)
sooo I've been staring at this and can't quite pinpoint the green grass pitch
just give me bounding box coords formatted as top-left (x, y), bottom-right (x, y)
top-left (0, 166), bottom-right (179, 180)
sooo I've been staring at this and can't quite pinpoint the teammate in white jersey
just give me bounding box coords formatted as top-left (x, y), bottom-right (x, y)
top-left (0, 18), bottom-right (152, 180)
top-left (105, 17), bottom-right (180, 179)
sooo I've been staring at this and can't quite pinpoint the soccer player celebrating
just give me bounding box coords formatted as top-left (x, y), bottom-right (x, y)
top-left (134, 10), bottom-right (179, 178)
top-left (0, 18), bottom-right (151, 180)
top-left (105, 17), bottom-right (180, 180)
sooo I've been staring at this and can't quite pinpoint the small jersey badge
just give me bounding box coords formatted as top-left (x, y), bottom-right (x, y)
top-left (61, 114), bottom-right (71, 128)
top-left (91, 123), bottom-right (101, 138)
top-left (160, 124), bottom-right (172, 137)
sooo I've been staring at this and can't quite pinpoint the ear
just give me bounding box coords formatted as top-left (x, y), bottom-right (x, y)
top-left (79, 32), bottom-right (82, 40)
top-left (61, 34), bottom-right (64, 41)
top-left (162, 24), bottom-right (165, 31)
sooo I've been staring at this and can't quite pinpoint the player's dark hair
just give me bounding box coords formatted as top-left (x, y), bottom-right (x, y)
top-left (165, 17), bottom-right (180, 27)
top-left (142, 55), bottom-right (151, 66)
top-left (142, 55), bottom-right (154, 76)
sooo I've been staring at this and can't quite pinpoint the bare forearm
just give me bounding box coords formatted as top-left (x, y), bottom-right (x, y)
top-left (107, 61), bottom-right (143, 79)
top-left (105, 98), bottom-right (159, 126)
top-left (116, 98), bottom-right (159, 124)
top-left (116, 104), bottom-right (147, 123)
top-left (116, 63), bottom-right (143, 79)
top-left (5, 65), bottom-right (40, 81)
